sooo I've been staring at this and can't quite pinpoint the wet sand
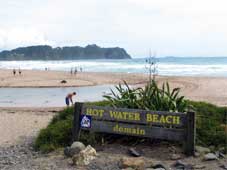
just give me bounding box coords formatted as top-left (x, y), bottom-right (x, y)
top-left (0, 69), bottom-right (147, 87)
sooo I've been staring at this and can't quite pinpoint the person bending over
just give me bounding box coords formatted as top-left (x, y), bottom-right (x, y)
top-left (65, 92), bottom-right (76, 106)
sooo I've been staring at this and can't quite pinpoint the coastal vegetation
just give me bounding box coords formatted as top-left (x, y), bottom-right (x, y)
top-left (35, 81), bottom-right (227, 153)
top-left (0, 44), bottom-right (131, 60)
top-left (103, 81), bottom-right (188, 112)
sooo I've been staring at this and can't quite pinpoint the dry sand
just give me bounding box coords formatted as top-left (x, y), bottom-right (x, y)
top-left (0, 107), bottom-right (61, 146)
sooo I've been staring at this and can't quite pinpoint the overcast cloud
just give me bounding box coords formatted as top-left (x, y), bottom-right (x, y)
top-left (0, 0), bottom-right (227, 57)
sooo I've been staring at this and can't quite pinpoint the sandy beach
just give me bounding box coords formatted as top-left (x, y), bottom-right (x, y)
top-left (0, 70), bottom-right (227, 169)
top-left (1, 69), bottom-right (227, 145)
top-left (1, 69), bottom-right (227, 106)
top-left (0, 107), bottom-right (61, 146)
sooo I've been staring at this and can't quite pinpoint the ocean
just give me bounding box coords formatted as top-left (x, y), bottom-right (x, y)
top-left (1, 57), bottom-right (227, 76)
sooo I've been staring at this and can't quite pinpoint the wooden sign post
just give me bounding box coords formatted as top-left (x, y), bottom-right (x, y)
top-left (72, 102), bottom-right (195, 156)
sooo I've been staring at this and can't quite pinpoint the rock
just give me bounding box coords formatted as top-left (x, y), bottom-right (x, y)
top-left (220, 164), bottom-right (227, 170)
top-left (173, 160), bottom-right (186, 169)
top-left (64, 142), bottom-right (85, 157)
top-left (195, 146), bottom-right (211, 154)
top-left (68, 141), bottom-right (85, 157)
top-left (203, 153), bottom-right (218, 161)
top-left (120, 157), bottom-right (145, 170)
top-left (168, 146), bottom-right (177, 153)
top-left (61, 80), bottom-right (67, 83)
top-left (72, 145), bottom-right (97, 166)
top-left (173, 160), bottom-right (193, 170)
top-left (152, 163), bottom-right (168, 170)
top-left (170, 153), bottom-right (181, 160)
top-left (219, 152), bottom-right (226, 159)
top-left (71, 141), bottom-right (85, 150)
top-left (64, 147), bottom-right (71, 157)
top-left (215, 151), bottom-right (226, 159)
top-left (128, 148), bottom-right (141, 157)
top-left (194, 152), bottom-right (200, 157)
top-left (193, 164), bottom-right (206, 169)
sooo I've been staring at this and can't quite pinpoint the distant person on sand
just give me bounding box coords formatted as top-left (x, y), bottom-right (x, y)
top-left (65, 92), bottom-right (76, 107)
top-left (19, 68), bottom-right (22, 75)
top-left (13, 69), bottom-right (16, 76)
top-left (74, 67), bottom-right (77, 75)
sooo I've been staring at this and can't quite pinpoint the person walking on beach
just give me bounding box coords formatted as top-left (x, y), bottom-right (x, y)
top-left (19, 68), bottom-right (22, 75)
top-left (74, 67), bottom-right (77, 75)
top-left (13, 69), bottom-right (16, 76)
top-left (65, 92), bottom-right (76, 107)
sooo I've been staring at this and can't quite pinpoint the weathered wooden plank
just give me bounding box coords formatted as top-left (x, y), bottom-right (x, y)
top-left (81, 120), bottom-right (185, 141)
top-left (75, 103), bottom-right (195, 155)
top-left (82, 105), bottom-right (187, 127)
top-left (72, 102), bottom-right (83, 142)
top-left (185, 112), bottom-right (195, 156)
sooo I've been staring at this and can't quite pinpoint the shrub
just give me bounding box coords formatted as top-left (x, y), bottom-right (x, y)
top-left (34, 116), bottom-right (73, 153)
top-left (188, 101), bottom-right (227, 148)
top-left (34, 101), bottom-right (110, 153)
top-left (104, 80), bottom-right (189, 112)
top-left (51, 107), bottom-right (74, 124)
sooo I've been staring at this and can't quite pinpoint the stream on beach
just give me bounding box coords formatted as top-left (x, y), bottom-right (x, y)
top-left (0, 85), bottom-right (116, 107)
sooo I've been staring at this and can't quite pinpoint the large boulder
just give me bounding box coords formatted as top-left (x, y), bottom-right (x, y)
top-left (71, 141), bottom-right (86, 151)
top-left (64, 141), bottom-right (85, 157)
top-left (72, 145), bottom-right (97, 166)
top-left (120, 157), bottom-right (145, 170)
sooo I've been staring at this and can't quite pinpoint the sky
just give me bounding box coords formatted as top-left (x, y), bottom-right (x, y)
top-left (0, 0), bottom-right (227, 57)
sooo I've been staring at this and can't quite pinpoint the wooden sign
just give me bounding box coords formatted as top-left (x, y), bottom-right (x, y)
top-left (72, 102), bottom-right (195, 156)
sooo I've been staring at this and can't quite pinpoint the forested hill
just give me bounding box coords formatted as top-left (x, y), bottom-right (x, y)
top-left (0, 44), bottom-right (131, 60)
